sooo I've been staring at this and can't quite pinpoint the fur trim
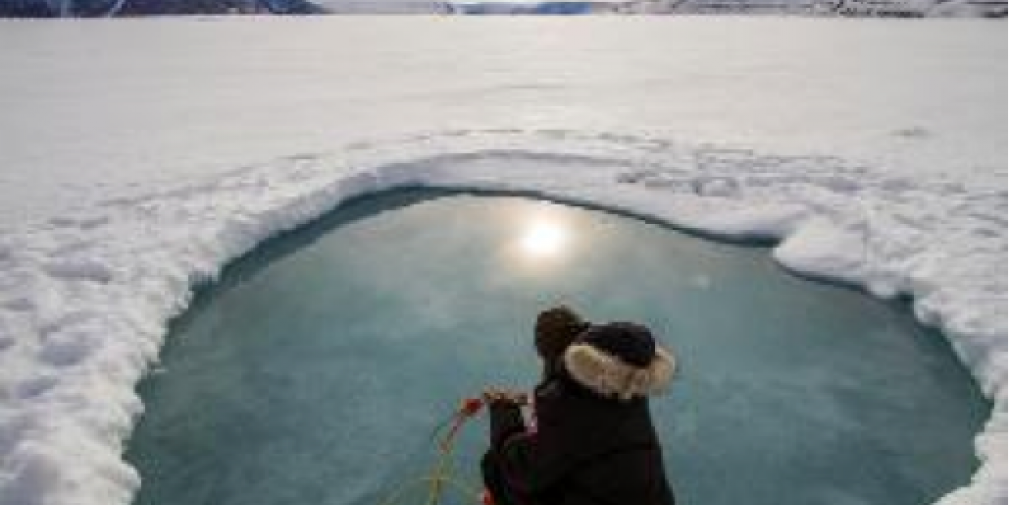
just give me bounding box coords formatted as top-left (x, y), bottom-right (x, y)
top-left (563, 344), bottom-right (676, 401)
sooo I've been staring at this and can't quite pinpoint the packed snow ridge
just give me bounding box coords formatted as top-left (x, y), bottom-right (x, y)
top-left (0, 130), bottom-right (1005, 505)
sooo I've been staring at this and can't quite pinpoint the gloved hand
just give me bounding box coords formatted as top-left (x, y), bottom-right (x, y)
top-left (482, 386), bottom-right (529, 406)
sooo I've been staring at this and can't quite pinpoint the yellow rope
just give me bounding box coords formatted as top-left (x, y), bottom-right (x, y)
top-left (378, 400), bottom-right (485, 505)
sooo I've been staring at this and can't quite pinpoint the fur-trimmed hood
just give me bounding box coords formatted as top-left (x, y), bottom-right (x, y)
top-left (563, 343), bottom-right (676, 401)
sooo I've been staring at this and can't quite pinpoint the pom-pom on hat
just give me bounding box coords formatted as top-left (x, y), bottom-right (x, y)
top-left (563, 322), bottom-right (676, 401)
top-left (535, 305), bottom-right (590, 362)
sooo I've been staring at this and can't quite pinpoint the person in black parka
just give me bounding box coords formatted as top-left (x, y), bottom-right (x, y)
top-left (481, 315), bottom-right (677, 505)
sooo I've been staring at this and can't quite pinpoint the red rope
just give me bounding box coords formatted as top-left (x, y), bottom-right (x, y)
top-left (440, 397), bottom-right (484, 451)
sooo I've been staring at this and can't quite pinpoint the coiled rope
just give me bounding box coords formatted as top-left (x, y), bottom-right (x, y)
top-left (378, 397), bottom-right (492, 505)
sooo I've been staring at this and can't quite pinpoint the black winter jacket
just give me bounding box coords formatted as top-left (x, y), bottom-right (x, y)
top-left (482, 373), bottom-right (676, 505)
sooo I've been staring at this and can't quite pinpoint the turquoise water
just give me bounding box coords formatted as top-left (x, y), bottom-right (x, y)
top-left (126, 190), bottom-right (989, 505)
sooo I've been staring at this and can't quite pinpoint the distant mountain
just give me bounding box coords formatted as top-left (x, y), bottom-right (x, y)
top-left (0, 0), bottom-right (53, 15)
top-left (0, 0), bottom-right (325, 16)
top-left (316, 0), bottom-right (612, 13)
top-left (613, 0), bottom-right (1005, 15)
top-left (314, 0), bottom-right (1004, 15)
top-left (119, 0), bottom-right (325, 14)
top-left (316, 0), bottom-right (453, 12)
top-left (452, 1), bottom-right (613, 13)
top-left (1, 0), bottom-right (1003, 17)
top-left (451, 0), bottom-right (1006, 15)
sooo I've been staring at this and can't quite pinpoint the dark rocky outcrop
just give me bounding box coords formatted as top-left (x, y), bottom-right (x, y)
top-left (0, 0), bottom-right (325, 16)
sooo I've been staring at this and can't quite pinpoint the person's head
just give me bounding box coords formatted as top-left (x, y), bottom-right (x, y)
top-left (535, 305), bottom-right (589, 373)
top-left (563, 321), bottom-right (676, 401)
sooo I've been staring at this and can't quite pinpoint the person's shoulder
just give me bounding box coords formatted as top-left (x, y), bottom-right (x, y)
top-left (537, 373), bottom-right (601, 406)
top-left (535, 377), bottom-right (564, 399)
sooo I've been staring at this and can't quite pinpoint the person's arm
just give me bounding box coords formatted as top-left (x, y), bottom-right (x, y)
top-left (488, 400), bottom-right (526, 450)
top-left (497, 390), bottom-right (571, 495)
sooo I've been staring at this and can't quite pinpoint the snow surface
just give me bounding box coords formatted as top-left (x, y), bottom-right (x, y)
top-left (0, 17), bottom-right (1005, 505)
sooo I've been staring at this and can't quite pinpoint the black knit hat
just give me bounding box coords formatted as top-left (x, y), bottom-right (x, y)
top-left (578, 322), bottom-right (656, 368)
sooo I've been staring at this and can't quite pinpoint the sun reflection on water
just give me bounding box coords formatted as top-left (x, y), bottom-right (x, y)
top-left (519, 219), bottom-right (569, 259)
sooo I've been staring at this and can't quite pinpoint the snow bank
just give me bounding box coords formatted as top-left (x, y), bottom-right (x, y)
top-left (0, 129), bottom-right (1005, 505)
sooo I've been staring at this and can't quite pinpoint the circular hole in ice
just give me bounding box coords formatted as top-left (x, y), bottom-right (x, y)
top-left (126, 189), bottom-right (989, 505)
